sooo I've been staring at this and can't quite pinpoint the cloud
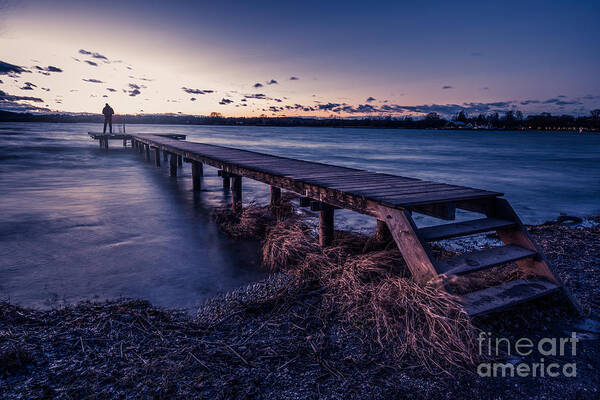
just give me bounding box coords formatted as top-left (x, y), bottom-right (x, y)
top-left (0, 79), bottom-right (3, 84)
top-left (289, 76), bottom-right (299, 80)
top-left (79, 49), bottom-right (109, 62)
top-left (244, 93), bottom-right (268, 100)
top-left (520, 100), bottom-right (540, 105)
top-left (442, 85), bottom-right (453, 89)
top-left (20, 82), bottom-right (37, 90)
top-left (34, 65), bottom-right (63, 73)
top-left (41, 87), bottom-right (50, 92)
top-left (106, 88), bottom-right (116, 92)
top-left (129, 75), bottom-right (154, 81)
top-left (0, 61), bottom-right (30, 76)
top-left (125, 83), bottom-right (143, 96)
top-left (253, 83), bottom-right (263, 88)
top-left (181, 87), bottom-right (214, 95)
top-left (84, 60), bottom-right (98, 66)
top-left (267, 79), bottom-right (278, 85)
top-left (0, 89), bottom-right (44, 103)
top-left (190, 97), bottom-right (196, 101)
top-left (219, 98), bottom-right (233, 105)
top-left (82, 78), bottom-right (104, 83)
top-left (542, 98), bottom-right (581, 105)
top-left (317, 102), bottom-right (341, 111)
top-left (365, 97), bottom-right (376, 103)
top-left (481, 87), bottom-right (489, 90)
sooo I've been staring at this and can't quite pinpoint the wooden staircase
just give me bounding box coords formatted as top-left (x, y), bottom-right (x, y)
top-left (378, 197), bottom-right (581, 317)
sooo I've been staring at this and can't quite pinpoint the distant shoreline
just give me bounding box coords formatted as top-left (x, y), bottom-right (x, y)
top-left (1, 110), bottom-right (598, 132)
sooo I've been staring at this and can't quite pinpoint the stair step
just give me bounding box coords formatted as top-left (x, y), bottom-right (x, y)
top-left (419, 218), bottom-right (515, 241)
top-left (436, 244), bottom-right (536, 275)
top-left (459, 278), bottom-right (560, 316)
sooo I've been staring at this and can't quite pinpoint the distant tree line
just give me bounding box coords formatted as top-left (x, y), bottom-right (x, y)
top-left (0, 109), bottom-right (598, 131)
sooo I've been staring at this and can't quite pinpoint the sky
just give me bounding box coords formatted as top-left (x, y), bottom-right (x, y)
top-left (0, 0), bottom-right (598, 118)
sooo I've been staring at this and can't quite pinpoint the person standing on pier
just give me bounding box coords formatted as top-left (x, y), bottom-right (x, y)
top-left (102, 103), bottom-right (114, 134)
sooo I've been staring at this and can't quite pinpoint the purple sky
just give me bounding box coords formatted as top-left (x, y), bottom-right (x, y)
top-left (0, 0), bottom-right (598, 117)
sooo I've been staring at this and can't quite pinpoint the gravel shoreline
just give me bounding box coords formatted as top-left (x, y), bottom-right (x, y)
top-left (1, 216), bottom-right (598, 399)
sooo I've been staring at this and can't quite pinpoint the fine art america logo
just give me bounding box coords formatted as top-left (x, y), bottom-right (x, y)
top-left (477, 332), bottom-right (579, 378)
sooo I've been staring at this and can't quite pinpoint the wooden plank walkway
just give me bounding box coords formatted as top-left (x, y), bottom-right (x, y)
top-left (129, 133), bottom-right (502, 218)
top-left (89, 132), bottom-right (581, 317)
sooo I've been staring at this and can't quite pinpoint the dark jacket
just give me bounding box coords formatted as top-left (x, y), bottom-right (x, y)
top-left (102, 105), bottom-right (114, 118)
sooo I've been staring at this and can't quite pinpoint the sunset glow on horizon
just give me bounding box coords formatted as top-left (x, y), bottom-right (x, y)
top-left (1, 0), bottom-right (599, 118)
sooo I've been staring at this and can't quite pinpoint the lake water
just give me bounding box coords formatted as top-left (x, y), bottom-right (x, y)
top-left (1, 122), bottom-right (599, 310)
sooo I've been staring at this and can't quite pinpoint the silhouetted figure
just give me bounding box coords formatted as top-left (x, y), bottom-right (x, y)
top-left (102, 103), bottom-right (114, 134)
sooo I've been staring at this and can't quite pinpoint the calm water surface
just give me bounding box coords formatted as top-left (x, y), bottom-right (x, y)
top-left (1, 123), bottom-right (599, 310)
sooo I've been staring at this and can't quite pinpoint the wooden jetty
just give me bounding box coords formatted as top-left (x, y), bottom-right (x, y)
top-left (89, 132), bottom-right (581, 316)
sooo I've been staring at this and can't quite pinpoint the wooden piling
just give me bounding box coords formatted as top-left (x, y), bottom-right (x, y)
top-left (376, 219), bottom-right (393, 242)
top-left (232, 175), bottom-right (242, 212)
top-left (192, 161), bottom-right (202, 191)
top-left (123, 138), bottom-right (127, 147)
top-left (163, 151), bottom-right (168, 162)
top-left (222, 172), bottom-right (230, 190)
top-left (177, 155), bottom-right (183, 167)
top-left (154, 147), bottom-right (161, 167)
top-left (99, 138), bottom-right (104, 149)
top-left (319, 204), bottom-right (334, 246)
top-left (144, 144), bottom-right (150, 161)
top-left (270, 186), bottom-right (281, 206)
top-left (169, 153), bottom-right (177, 176)
top-left (299, 197), bottom-right (310, 207)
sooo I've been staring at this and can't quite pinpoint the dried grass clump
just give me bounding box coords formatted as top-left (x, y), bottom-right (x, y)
top-left (213, 199), bottom-right (295, 240)
top-left (196, 272), bottom-right (301, 326)
top-left (260, 223), bottom-right (480, 374)
top-left (368, 277), bottom-right (479, 373)
top-left (262, 219), bottom-right (320, 271)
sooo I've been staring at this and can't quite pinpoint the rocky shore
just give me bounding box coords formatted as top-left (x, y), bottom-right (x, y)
top-left (1, 211), bottom-right (598, 399)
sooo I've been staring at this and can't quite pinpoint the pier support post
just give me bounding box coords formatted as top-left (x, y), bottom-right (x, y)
top-left (299, 197), bottom-right (310, 207)
top-left (177, 155), bottom-right (183, 167)
top-left (154, 147), bottom-right (161, 167)
top-left (270, 186), bottom-right (281, 206)
top-left (192, 161), bottom-right (202, 191)
top-left (145, 144), bottom-right (151, 161)
top-left (99, 138), bottom-right (103, 149)
top-left (232, 175), bottom-right (242, 212)
top-left (376, 219), bottom-right (393, 242)
top-left (123, 138), bottom-right (127, 147)
top-left (222, 172), bottom-right (230, 190)
top-left (138, 142), bottom-right (143, 153)
top-left (169, 153), bottom-right (177, 177)
top-left (319, 204), bottom-right (335, 247)
top-left (163, 151), bottom-right (168, 162)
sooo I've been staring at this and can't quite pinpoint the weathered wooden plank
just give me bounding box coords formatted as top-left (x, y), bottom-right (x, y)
top-left (459, 279), bottom-right (560, 316)
top-left (436, 244), bottom-right (536, 276)
top-left (419, 217), bottom-right (515, 241)
top-left (376, 206), bottom-right (438, 283)
top-left (491, 198), bottom-right (582, 313)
